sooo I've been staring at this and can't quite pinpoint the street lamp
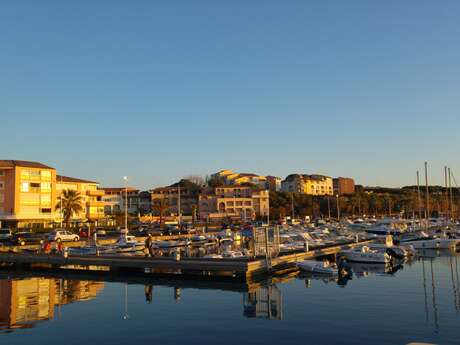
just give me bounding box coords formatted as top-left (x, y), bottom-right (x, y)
top-left (336, 194), bottom-right (340, 220)
top-left (123, 176), bottom-right (128, 238)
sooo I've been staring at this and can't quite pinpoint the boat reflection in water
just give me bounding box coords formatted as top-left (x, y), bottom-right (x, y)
top-left (0, 278), bottom-right (104, 333)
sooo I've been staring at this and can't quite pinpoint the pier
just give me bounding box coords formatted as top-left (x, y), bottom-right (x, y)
top-left (0, 239), bottom-right (372, 280)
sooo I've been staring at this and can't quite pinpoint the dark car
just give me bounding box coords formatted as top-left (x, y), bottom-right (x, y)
top-left (12, 232), bottom-right (45, 246)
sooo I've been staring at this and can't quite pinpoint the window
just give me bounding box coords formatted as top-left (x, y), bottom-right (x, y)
top-left (41, 208), bottom-right (52, 213)
top-left (41, 170), bottom-right (51, 181)
top-left (0, 194), bottom-right (4, 203)
top-left (20, 170), bottom-right (30, 179)
top-left (0, 182), bottom-right (3, 190)
top-left (21, 182), bottom-right (29, 192)
top-left (0, 170), bottom-right (4, 176)
top-left (41, 182), bottom-right (51, 192)
top-left (41, 194), bottom-right (51, 206)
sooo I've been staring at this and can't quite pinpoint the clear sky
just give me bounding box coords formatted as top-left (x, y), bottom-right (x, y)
top-left (1, 1), bottom-right (459, 190)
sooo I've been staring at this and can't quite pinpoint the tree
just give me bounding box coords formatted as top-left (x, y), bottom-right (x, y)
top-left (152, 198), bottom-right (170, 228)
top-left (56, 189), bottom-right (83, 228)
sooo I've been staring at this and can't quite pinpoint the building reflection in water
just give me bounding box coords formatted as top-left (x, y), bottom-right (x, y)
top-left (0, 278), bottom-right (104, 333)
top-left (243, 285), bottom-right (283, 320)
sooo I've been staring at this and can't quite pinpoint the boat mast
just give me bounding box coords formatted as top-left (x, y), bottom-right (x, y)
top-left (424, 162), bottom-right (430, 229)
top-left (417, 171), bottom-right (422, 222)
top-left (177, 185), bottom-right (181, 226)
top-left (444, 166), bottom-right (449, 223)
top-left (448, 168), bottom-right (454, 220)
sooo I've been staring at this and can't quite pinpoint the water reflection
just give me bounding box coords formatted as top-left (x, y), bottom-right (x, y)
top-left (0, 278), bottom-right (104, 333)
top-left (243, 285), bottom-right (283, 320)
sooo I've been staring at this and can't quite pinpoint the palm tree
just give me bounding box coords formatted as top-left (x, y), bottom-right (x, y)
top-left (152, 198), bottom-right (170, 228)
top-left (56, 189), bottom-right (83, 228)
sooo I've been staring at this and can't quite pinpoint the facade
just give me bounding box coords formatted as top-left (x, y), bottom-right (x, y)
top-left (212, 170), bottom-right (268, 188)
top-left (150, 179), bottom-right (200, 217)
top-left (56, 175), bottom-right (105, 224)
top-left (281, 174), bottom-right (333, 196)
top-left (102, 187), bottom-right (139, 215)
top-left (199, 186), bottom-right (269, 221)
top-left (138, 191), bottom-right (152, 215)
top-left (333, 177), bottom-right (355, 195)
top-left (0, 160), bottom-right (57, 228)
top-left (265, 176), bottom-right (282, 191)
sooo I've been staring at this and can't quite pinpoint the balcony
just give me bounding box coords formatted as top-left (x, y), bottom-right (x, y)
top-left (87, 190), bottom-right (105, 197)
top-left (86, 201), bottom-right (106, 207)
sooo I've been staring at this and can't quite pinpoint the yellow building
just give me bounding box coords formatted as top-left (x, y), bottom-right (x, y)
top-left (56, 175), bottom-right (105, 224)
top-left (281, 174), bottom-right (333, 196)
top-left (199, 186), bottom-right (269, 221)
top-left (212, 170), bottom-right (268, 188)
top-left (0, 160), bottom-right (57, 228)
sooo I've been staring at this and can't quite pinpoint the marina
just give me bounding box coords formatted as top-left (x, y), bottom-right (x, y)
top-left (1, 249), bottom-right (460, 344)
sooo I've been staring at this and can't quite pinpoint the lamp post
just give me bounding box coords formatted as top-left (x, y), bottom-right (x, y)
top-left (123, 176), bottom-right (128, 239)
top-left (336, 194), bottom-right (340, 220)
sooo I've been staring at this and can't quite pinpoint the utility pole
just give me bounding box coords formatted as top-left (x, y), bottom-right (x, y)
top-left (291, 192), bottom-right (295, 220)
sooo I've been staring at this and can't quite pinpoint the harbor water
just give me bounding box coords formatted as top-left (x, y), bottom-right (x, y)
top-left (1, 250), bottom-right (460, 344)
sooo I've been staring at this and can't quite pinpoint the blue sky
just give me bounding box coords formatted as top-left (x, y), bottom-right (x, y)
top-left (1, 1), bottom-right (459, 189)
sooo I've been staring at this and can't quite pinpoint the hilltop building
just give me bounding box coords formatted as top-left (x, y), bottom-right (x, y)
top-left (333, 177), bottom-right (355, 195)
top-left (211, 170), bottom-right (281, 191)
top-left (281, 174), bottom-right (333, 196)
top-left (150, 179), bottom-right (200, 217)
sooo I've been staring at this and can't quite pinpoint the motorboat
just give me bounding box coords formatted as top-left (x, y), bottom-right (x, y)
top-left (203, 254), bottom-right (223, 259)
top-left (398, 231), bottom-right (460, 249)
top-left (222, 250), bottom-right (246, 259)
top-left (338, 246), bottom-right (391, 264)
top-left (297, 260), bottom-right (339, 275)
top-left (365, 219), bottom-right (408, 236)
top-left (114, 235), bottom-right (144, 253)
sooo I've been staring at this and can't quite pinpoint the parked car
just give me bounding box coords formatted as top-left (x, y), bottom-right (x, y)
top-left (46, 230), bottom-right (80, 242)
top-left (12, 232), bottom-right (45, 246)
top-left (0, 228), bottom-right (12, 242)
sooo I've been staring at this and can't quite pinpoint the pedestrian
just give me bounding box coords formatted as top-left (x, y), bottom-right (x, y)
top-left (145, 234), bottom-right (153, 257)
top-left (57, 241), bottom-right (64, 254)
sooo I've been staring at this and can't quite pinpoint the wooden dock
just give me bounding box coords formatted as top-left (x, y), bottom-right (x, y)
top-left (0, 239), bottom-right (372, 280)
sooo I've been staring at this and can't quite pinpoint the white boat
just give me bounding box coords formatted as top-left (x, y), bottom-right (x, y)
top-left (399, 232), bottom-right (460, 249)
top-left (114, 235), bottom-right (144, 253)
top-left (203, 254), bottom-right (223, 259)
top-left (297, 260), bottom-right (339, 275)
top-left (339, 246), bottom-right (391, 264)
top-left (222, 250), bottom-right (246, 259)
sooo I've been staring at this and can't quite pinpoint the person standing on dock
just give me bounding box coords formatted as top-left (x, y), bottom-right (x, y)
top-left (145, 234), bottom-right (153, 257)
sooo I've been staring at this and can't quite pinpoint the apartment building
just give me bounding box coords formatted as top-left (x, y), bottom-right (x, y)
top-left (0, 160), bottom-right (57, 228)
top-left (333, 177), bottom-right (355, 195)
top-left (102, 187), bottom-right (140, 215)
top-left (150, 179), bottom-right (200, 216)
top-left (199, 186), bottom-right (269, 221)
top-left (281, 174), bottom-right (333, 196)
top-left (56, 175), bottom-right (105, 224)
top-left (212, 170), bottom-right (283, 191)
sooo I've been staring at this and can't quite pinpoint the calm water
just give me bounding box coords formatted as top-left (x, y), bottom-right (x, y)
top-left (1, 250), bottom-right (460, 345)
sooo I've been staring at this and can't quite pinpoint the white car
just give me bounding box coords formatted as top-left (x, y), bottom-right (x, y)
top-left (47, 230), bottom-right (80, 242)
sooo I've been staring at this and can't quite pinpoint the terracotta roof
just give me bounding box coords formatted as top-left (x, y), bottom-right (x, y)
top-left (102, 187), bottom-right (139, 193)
top-left (0, 160), bottom-right (55, 169)
top-left (57, 175), bottom-right (98, 184)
